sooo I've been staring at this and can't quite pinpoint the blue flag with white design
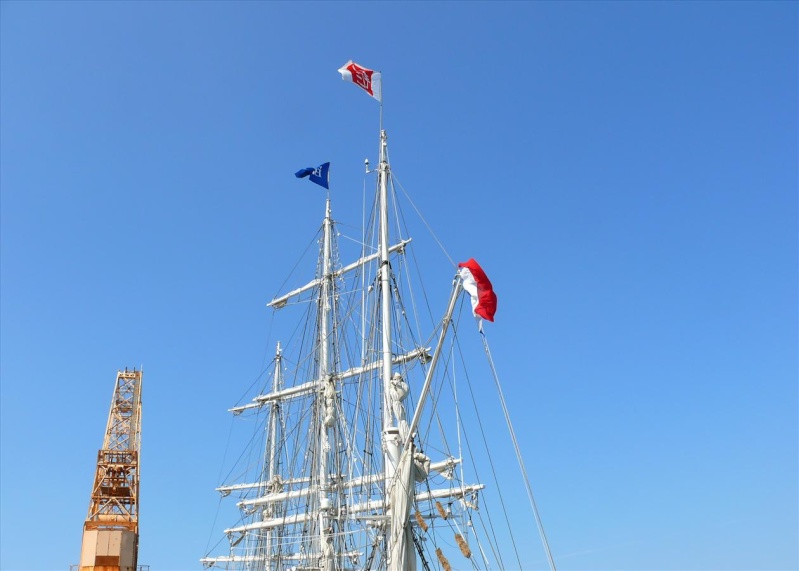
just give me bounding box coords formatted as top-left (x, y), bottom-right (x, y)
top-left (295, 162), bottom-right (330, 189)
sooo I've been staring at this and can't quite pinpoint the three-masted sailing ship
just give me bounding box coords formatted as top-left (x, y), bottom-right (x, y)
top-left (202, 61), bottom-right (556, 571)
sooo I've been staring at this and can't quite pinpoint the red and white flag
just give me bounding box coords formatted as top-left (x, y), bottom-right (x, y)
top-left (338, 60), bottom-right (382, 102)
top-left (458, 258), bottom-right (497, 326)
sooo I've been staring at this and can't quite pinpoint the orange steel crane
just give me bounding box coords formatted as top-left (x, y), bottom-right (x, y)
top-left (77, 369), bottom-right (143, 571)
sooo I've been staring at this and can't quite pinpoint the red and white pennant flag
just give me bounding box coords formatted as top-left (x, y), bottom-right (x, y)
top-left (338, 60), bottom-right (382, 102)
top-left (458, 258), bottom-right (497, 327)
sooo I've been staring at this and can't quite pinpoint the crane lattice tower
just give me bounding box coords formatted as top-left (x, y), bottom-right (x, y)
top-left (78, 369), bottom-right (142, 571)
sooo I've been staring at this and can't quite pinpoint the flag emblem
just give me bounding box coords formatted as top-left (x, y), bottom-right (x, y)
top-left (338, 60), bottom-right (382, 102)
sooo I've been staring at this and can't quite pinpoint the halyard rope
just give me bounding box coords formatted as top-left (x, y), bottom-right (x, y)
top-left (480, 330), bottom-right (558, 571)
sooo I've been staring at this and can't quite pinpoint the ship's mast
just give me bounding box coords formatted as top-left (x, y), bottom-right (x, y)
top-left (263, 343), bottom-right (282, 568)
top-left (378, 130), bottom-right (399, 479)
top-left (319, 198), bottom-right (334, 570)
top-left (376, 129), bottom-right (415, 571)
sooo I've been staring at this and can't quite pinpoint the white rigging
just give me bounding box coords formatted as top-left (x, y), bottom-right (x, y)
top-left (203, 70), bottom-right (556, 571)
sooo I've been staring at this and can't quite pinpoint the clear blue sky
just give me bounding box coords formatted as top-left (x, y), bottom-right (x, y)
top-left (1, 2), bottom-right (796, 570)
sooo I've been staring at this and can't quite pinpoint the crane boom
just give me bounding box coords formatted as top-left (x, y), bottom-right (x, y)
top-left (78, 369), bottom-right (142, 571)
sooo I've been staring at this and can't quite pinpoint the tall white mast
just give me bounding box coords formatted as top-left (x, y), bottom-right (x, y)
top-left (319, 198), bottom-right (334, 570)
top-left (376, 127), bottom-right (401, 570)
top-left (378, 131), bottom-right (402, 479)
top-left (377, 134), bottom-right (394, 438)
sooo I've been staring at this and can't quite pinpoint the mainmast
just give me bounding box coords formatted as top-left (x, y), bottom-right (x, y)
top-left (377, 130), bottom-right (400, 479)
top-left (375, 129), bottom-right (415, 571)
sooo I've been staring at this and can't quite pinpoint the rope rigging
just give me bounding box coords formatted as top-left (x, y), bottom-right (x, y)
top-left (480, 330), bottom-right (558, 571)
top-left (204, 148), bottom-right (557, 571)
